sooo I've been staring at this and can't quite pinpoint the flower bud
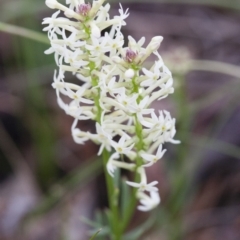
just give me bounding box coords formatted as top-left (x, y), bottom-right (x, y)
top-left (64, 9), bottom-right (75, 18)
top-left (125, 49), bottom-right (137, 63)
top-left (89, 0), bottom-right (106, 18)
top-left (78, 3), bottom-right (91, 16)
top-left (45, 0), bottom-right (58, 9)
top-left (124, 69), bottom-right (135, 78)
top-left (136, 36), bottom-right (164, 65)
top-left (148, 36), bottom-right (163, 51)
top-left (91, 23), bottom-right (101, 38)
top-left (112, 56), bottom-right (122, 64)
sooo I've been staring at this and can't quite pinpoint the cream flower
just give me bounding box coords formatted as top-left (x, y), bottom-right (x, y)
top-left (43, 0), bottom-right (178, 212)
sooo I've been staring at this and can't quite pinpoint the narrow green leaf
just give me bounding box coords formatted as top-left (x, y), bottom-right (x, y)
top-left (95, 210), bottom-right (104, 225)
top-left (81, 216), bottom-right (101, 228)
top-left (120, 177), bottom-right (131, 218)
top-left (81, 215), bottom-right (110, 239)
top-left (23, 158), bottom-right (102, 220)
top-left (0, 22), bottom-right (49, 44)
top-left (89, 229), bottom-right (102, 240)
top-left (124, 214), bottom-right (156, 240)
top-left (88, 228), bottom-right (110, 240)
top-left (104, 208), bottom-right (112, 227)
top-left (190, 136), bottom-right (240, 160)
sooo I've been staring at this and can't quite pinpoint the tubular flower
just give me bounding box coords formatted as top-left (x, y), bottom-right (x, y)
top-left (43, 0), bottom-right (179, 211)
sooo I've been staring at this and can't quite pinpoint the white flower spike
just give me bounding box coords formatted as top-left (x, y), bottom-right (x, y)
top-left (43, 0), bottom-right (178, 212)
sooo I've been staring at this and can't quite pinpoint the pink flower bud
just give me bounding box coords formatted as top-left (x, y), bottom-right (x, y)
top-left (125, 49), bottom-right (137, 63)
top-left (78, 3), bottom-right (91, 16)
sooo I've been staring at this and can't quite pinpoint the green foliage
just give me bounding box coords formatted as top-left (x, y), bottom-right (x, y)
top-left (89, 229), bottom-right (102, 240)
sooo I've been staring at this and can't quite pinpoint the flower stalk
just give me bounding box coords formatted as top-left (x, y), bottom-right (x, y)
top-left (43, 0), bottom-right (179, 238)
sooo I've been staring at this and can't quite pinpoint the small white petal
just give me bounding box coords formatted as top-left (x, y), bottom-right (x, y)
top-left (91, 24), bottom-right (101, 39)
top-left (126, 181), bottom-right (140, 188)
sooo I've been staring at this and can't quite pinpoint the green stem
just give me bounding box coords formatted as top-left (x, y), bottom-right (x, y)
top-left (120, 171), bottom-right (140, 233)
top-left (102, 149), bottom-right (121, 240)
top-left (120, 115), bottom-right (144, 232)
top-left (90, 62), bottom-right (121, 239)
top-left (0, 22), bottom-right (49, 44)
top-left (120, 73), bottom-right (145, 232)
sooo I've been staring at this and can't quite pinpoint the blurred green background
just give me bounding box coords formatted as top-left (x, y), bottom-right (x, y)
top-left (0, 0), bottom-right (240, 239)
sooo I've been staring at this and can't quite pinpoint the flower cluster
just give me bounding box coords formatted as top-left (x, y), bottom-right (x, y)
top-left (43, 0), bottom-right (179, 211)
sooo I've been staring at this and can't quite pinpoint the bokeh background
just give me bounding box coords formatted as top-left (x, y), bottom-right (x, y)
top-left (0, 0), bottom-right (240, 239)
